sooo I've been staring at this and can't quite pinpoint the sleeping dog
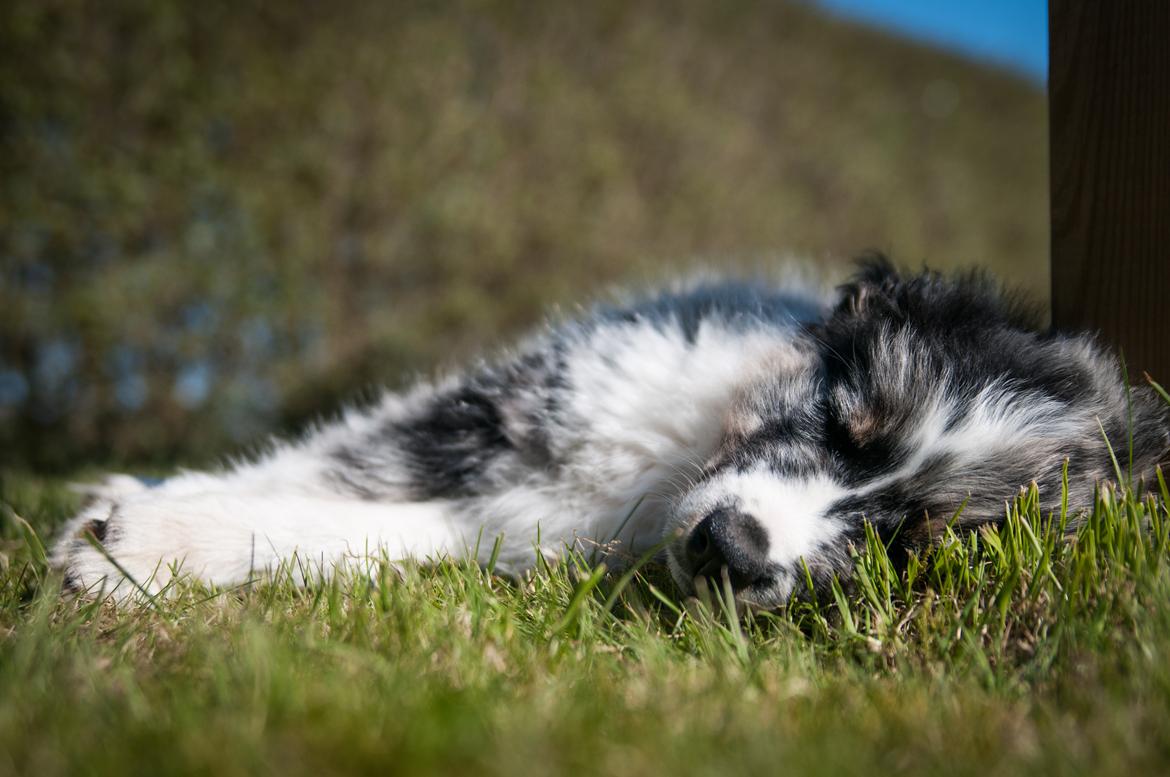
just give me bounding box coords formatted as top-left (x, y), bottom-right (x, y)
top-left (53, 258), bottom-right (1170, 606)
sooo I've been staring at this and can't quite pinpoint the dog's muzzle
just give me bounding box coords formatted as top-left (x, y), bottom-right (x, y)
top-left (683, 507), bottom-right (772, 591)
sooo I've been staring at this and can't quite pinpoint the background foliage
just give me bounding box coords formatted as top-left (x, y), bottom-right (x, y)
top-left (0, 0), bottom-right (1047, 469)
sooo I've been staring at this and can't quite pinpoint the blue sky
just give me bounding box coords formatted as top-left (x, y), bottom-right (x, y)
top-left (817, 0), bottom-right (1048, 82)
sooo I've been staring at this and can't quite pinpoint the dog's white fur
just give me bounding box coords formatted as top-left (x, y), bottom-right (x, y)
top-left (54, 307), bottom-right (812, 594)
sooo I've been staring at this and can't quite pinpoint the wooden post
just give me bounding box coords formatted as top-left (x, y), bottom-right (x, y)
top-left (1049, 1), bottom-right (1170, 384)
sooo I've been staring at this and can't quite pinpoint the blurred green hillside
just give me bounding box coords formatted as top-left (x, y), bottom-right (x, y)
top-left (0, 0), bottom-right (1048, 470)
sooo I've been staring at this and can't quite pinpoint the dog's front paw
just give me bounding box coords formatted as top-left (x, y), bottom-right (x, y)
top-left (52, 498), bottom-right (130, 595)
top-left (52, 496), bottom-right (180, 599)
top-left (52, 475), bottom-right (167, 595)
top-left (52, 488), bottom-right (268, 598)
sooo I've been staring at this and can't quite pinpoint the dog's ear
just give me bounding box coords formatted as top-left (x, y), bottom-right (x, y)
top-left (1133, 382), bottom-right (1170, 475)
top-left (829, 255), bottom-right (1041, 334)
top-left (833, 253), bottom-right (902, 318)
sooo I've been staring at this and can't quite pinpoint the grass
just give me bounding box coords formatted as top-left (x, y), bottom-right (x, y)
top-left (3, 463), bottom-right (1170, 776)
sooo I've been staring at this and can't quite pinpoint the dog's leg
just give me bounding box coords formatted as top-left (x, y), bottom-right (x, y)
top-left (49, 381), bottom-right (481, 596)
top-left (54, 486), bottom-right (462, 597)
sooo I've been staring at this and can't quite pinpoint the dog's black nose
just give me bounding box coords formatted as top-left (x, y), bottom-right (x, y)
top-left (685, 508), bottom-right (771, 590)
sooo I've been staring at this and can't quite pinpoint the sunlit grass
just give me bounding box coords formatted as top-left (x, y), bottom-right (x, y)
top-left (2, 459), bottom-right (1170, 775)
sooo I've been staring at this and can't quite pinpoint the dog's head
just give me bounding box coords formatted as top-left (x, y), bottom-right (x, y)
top-left (666, 258), bottom-right (1170, 608)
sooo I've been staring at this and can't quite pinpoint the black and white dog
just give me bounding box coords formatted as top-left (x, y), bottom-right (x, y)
top-left (53, 259), bottom-right (1170, 607)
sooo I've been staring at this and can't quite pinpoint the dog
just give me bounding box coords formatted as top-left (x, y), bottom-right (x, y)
top-left (52, 258), bottom-right (1170, 607)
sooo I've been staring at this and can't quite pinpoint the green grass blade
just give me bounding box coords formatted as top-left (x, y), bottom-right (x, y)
top-left (1146, 373), bottom-right (1170, 406)
top-left (553, 563), bottom-right (607, 634)
top-left (5, 505), bottom-right (48, 572)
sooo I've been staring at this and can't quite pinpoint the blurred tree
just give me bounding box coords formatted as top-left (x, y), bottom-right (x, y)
top-left (0, 0), bottom-right (1047, 470)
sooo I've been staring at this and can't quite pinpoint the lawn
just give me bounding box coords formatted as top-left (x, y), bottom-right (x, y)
top-left (3, 460), bottom-right (1170, 776)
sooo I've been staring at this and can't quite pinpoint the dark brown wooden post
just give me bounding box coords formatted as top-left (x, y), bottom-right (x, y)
top-left (1049, 2), bottom-right (1170, 384)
